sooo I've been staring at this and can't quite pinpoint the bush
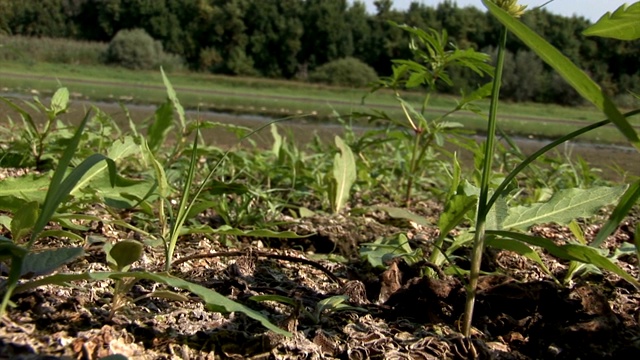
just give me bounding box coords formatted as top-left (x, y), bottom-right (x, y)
top-left (105, 28), bottom-right (182, 71)
top-left (308, 57), bottom-right (378, 87)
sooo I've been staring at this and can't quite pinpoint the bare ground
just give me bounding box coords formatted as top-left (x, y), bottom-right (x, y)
top-left (1, 191), bottom-right (639, 360)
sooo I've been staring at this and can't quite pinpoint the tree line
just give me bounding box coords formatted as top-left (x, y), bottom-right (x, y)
top-left (0, 0), bottom-right (638, 105)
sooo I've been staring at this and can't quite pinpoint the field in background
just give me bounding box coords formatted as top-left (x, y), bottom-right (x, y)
top-left (1, 60), bottom-right (638, 144)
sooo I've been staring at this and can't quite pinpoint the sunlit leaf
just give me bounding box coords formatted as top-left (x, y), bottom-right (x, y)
top-left (10, 201), bottom-right (39, 243)
top-left (161, 67), bottom-right (185, 130)
top-left (50, 87), bottom-right (69, 116)
top-left (332, 136), bottom-right (356, 213)
top-left (583, 2), bottom-right (640, 40)
top-left (590, 180), bottom-right (640, 247)
top-left (482, 0), bottom-right (640, 148)
top-left (501, 186), bottom-right (627, 230)
top-left (107, 240), bottom-right (143, 271)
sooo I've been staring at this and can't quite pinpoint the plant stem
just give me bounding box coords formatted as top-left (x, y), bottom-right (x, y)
top-left (462, 27), bottom-right (508, 337)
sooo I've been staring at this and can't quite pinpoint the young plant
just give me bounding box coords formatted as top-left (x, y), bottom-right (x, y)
top-left (0, 109), bottom-right (117, 316)
top-left (0, 88), bottom-right (72, 169)
top-left (460, 0), bottom-right (640, 336)
top-left (365, 24), bottom-right (493, 206)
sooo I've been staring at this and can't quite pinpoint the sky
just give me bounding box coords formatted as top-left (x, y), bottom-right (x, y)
top-left (358, 0), bottom-right (631, 22)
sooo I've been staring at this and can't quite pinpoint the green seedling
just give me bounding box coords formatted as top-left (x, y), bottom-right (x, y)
top-left (104, 240), bottom-right (189, 321)
top-left (459, 0), bottom-right (640, 336)
top-left (0, 109), bottom-right (118, 316)
top-left (364, 24), bottom-right (493, 206)
top-left (0, 87), bottom-right (71, 169)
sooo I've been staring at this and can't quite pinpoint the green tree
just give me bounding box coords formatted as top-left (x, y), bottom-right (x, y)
top-left (298, 0), bottom-right (352, 71)
top-left (245, 0), bottom-right (303, 78)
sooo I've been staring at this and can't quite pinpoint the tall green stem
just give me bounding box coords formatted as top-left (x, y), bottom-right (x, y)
top-left (462, 27), bottom-right (508, 337)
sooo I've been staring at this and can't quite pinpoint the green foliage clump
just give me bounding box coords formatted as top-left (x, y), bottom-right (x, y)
top-left (0, 34), bottom-right (106, 65)
top-left (105, 28), bottom-right (182, 71)
top-left (308, 57), bottom-right (378, 87)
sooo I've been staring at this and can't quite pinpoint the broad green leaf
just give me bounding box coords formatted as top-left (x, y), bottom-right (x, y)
top-left (0, 173), bottom-right (51, 206)
top-left (501, 186), bottom-right (627, 230)
top-left (147, 100), bottom-right (174, 153)
top-left (486, 193), bottom-right (508, 230)
top-left (70, 136), bottom-right (137, 196)
top-left (373, 205), bottom-right (431, 227)
top-left (15, 271), bottom-right (291, 336)
top-left (438, 194), bottom-right (477, 237)
top-left (583, 2), bottom-right (640, 40)
top-left (50, 87), bottom-right (69, 116)
top-left (0, 215), bottom-right (10, 229)
top-left (332, 136), bottom-right (356, 213)
top-left (10, 201), bottom-right (39, 242)
top-left (590, 179), bottom-right (640, 247)
top-left (161, 68), bottom-right (185, 131)
top-left (180, 224), bottom-right (309, 239)
top-left (482, 0), bottom-right (640, 148)
top-left (488, 230), bottom-right (640, 289)
top-left (634, 223), bottom-right (640, 263)
top-left (299, 207), bottom-right (316, 218)
top-left (20, 247), bottom-right (84, 279)
top-left (84, 172), bottom-right (157, 209)
top-left (360, 235), bottom-right (415, 268)
top-left (107, 240), bottom-right (143, 271)
top-left (486, 237), bottom-right (554, 279)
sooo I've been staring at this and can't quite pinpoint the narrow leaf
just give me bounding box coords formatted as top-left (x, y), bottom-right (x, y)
top-left (482, 0), bottom-right (640, 148)
top-left (15, 271), bottom-right (291, 336)
top-left (591, 180), bottom-right (640, 247)
top-left (488, 230), bottom-right (640, 289)
top-left (32, 110), bottom-right (93, 241)
top-left (180, 224), bottom-right (309, 239)
top-left (583, 3), bottom-right (640, 40)
top-left (161, 68), bottom-right (185, 131)
top-left (486, 237), bottom-right (554, 279)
